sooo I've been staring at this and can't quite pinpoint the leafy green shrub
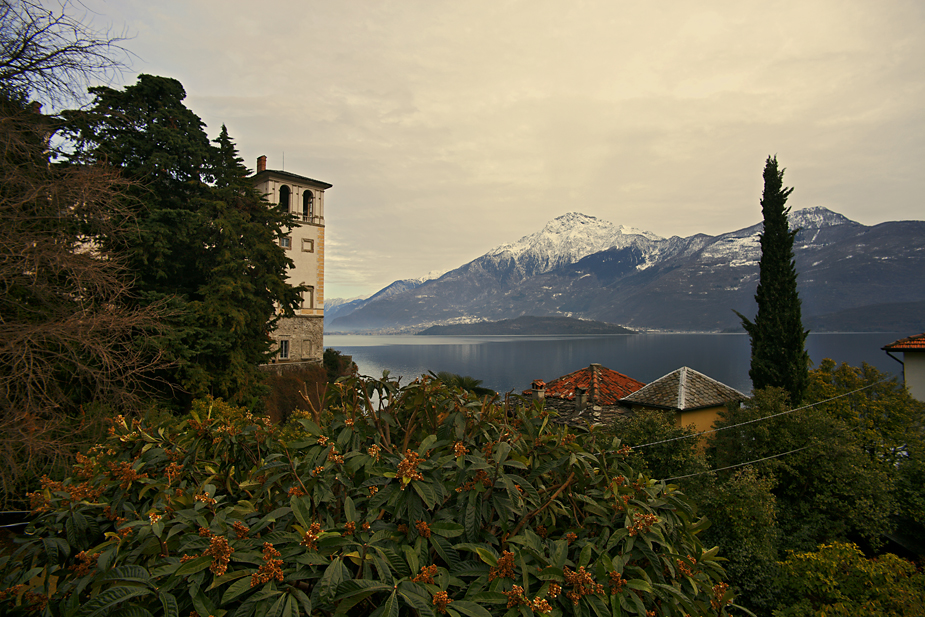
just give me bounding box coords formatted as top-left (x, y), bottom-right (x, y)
top-left (605, 410), bottom-right (710, 488)
top-left (708, 387), bottom-right (893, 553)
top-left (698, 469), bottom-right (779, 616)
top-left (774, 542), bottom-right (925, 616)
top-left (0, 374), bottom-right (737, 616)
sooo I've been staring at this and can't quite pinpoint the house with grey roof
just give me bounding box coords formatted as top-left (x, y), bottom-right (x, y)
top-left (620, 366), bottom-right (747, 434)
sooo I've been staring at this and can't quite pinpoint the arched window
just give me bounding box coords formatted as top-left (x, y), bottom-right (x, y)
top-left (302, 191), bottom-right (314, 222)
top-left (279, 185), bottom-right (291, 211)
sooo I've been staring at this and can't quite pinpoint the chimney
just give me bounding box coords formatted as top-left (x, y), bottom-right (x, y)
top-left (531, 379), bottom-right (546, 402)
top-left (257, 155), bottom-right (267, 172)
top-left (575, 387), bottom-right (588, 411)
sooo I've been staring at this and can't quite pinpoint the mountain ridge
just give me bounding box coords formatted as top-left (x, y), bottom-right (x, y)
top-left (326, 208), bottom-right (925, 333)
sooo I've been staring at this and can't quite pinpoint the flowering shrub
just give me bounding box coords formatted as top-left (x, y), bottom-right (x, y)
top-left (0, 375), bottom-right (736, 616)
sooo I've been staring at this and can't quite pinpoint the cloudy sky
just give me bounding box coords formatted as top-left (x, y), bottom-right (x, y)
top-left (76, 0), bottom-right (925, 300)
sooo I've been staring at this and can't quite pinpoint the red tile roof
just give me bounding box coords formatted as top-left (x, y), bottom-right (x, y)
top-left (525, 364), bottom-right (645, 405)
top-left (883, 333), bottom-right (925, 351)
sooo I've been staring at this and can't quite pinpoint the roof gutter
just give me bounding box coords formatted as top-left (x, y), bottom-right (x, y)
top-left (884, 350), bottom-right (904, 368)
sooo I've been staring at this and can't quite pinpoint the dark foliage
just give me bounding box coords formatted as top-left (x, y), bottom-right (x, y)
top-left (736, 156), bottom-right (810, 404)
top-left (0, 377), bottom-right (737, 616)
top-left (323, 348), bottom-right (356, 383)
top-left (60, 75), bottom-right (305, 408)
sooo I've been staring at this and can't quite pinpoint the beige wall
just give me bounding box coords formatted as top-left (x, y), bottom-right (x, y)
top-left (627, 404), bottom-right (722, 435)
top-left (905, 352), bottom-right (925, 402)
top-left (252, 176), bottom-right (326, 316)
top-left (674, 406), bottom-right (723, 434)
top-left (253, 173), bottom-right (327, 363)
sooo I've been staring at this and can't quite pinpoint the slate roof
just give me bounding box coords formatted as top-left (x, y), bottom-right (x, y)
top-left (883, 333), bottom-right (925, 351)
top-left (524, 363), bottom-right (645, 405)
top-left (620, 366), bottom-right (746, 411)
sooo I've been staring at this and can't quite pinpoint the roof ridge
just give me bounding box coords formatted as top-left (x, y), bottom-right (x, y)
top-left (677, 366), bottom-right (688, 409)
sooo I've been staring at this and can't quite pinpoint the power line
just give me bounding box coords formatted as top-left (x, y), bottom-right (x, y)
top-left (661, 446), bottom-right (809, 482)
top-left (630, 377), bottom-right (892, 451)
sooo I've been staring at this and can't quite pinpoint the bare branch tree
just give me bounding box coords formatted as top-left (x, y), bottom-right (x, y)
top-left (0, 100), bottom-right (169, 508)
top-left (0, 0), bottom-right (129, 107)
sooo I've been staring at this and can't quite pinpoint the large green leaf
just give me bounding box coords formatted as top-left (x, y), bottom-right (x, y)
top-left (430, 534), bottom-right (462, 572)
top-left (450, 600), bottom-right (493, 617)
top-left (398, 586), bottom-right (436, 617)
top-left (159, 592), bottom-right (179, 617)
top-left (430, 521), bottom-right (465, 538)
top-left (412, 480), bottom-right (437, 509)
top-left (174, 555), bottom-right (212, 577)
top-left (265, 593), bottom-right (287, 617)
top-left (102, 565), bottom-right (153, 585)
top-left (291, 495), bottom-right (313, 529)
top-left (463, 592), bottom-right (508, 604)
top-left (334, 579), bottom-right (393, 601)
top-left (222, 576), bottom-right (256, 604)
top-left (75, 586), bottom-right (153, 617)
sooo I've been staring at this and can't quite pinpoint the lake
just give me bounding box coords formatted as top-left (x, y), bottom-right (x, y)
top-left (323, 332), bottom-right (907, 395)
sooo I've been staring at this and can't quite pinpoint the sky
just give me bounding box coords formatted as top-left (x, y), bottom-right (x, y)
top-left (73, 0), bottom-right (925, 300)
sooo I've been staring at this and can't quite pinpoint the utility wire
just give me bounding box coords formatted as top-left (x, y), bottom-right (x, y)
top-left (630, 377), bottom-right (892, 451)
top-left (661, 446), bottom-right (810, 482)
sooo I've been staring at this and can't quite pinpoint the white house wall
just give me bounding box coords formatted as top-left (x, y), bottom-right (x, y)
top-left (905, 352), bottom-right (925, 402)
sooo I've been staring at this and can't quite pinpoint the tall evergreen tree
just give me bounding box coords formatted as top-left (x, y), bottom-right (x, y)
top-left (61, 75), bottom-right (304, 407)
top-left (736, 156), bottom-right (810, 404)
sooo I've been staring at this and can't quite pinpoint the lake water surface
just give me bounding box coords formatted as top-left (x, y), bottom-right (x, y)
top-left (324, 332), bottom-right (906, 395)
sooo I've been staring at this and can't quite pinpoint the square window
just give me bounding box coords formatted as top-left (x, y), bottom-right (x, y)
top-left (279, 339), bottom-right (290, 359)
top-left (280, 237), bottom-right (292, 249)
top-left (302, 238), bottom-right (314, 252)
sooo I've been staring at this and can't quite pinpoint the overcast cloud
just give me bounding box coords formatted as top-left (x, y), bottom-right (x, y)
top-left (77, 0), bottom-right (925, 299)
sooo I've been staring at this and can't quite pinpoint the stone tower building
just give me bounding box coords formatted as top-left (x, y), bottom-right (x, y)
top-left (252, 155), bottom-right (331, 363)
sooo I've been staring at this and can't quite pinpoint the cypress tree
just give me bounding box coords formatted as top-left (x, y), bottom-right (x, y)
top-left (736, 156), bottom-right (810, 404)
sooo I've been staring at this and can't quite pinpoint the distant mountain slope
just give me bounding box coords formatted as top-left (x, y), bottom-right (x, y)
top-left (324, 270), bottom-right (446, 327)
top-left (328, 208), bottom-right (925, 333)
top-left (417, 316), bottom-right (635, 335)
top-left (803, 301), bottom-right (925, 333)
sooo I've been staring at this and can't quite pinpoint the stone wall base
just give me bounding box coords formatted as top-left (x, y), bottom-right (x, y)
top-left (269, 315), bottom-right (323, 364)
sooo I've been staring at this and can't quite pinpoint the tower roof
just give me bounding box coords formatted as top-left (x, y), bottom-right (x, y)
top-left (620, 366), bottom-right (746, 411)
top-left (252, 168), bottom-right (332, 189)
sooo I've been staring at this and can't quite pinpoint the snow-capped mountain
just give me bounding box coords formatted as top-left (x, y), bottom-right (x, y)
top-left (328, 207), bottom-right (925, 333)
top-left (485, 212), bottom-right (663, 277)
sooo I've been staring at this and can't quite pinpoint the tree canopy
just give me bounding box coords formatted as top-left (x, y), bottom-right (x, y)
top-left (61, 75), bottom-right (305, 407)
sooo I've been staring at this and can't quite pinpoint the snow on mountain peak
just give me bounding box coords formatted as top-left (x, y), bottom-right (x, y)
top-left (410, 269), bottom-right (449, 284)
top-left (788, 206), bottom-right (857, 229)
top-left (486, 212), bottom-right (663, 275)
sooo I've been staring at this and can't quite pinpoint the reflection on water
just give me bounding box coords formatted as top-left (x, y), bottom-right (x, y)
top-left (324, 333), bottom-right (905, 396)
